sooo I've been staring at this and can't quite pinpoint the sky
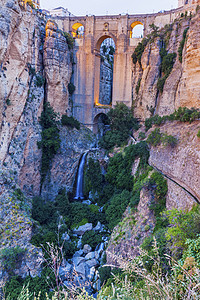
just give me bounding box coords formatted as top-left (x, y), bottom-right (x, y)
top-left (40, 0), bottom-right (178, 16)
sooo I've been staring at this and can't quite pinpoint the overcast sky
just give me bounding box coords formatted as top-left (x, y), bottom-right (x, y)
top-left (40, 0), bottom-right (178, 16)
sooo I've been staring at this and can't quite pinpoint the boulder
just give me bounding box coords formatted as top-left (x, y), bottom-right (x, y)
top-left (93, 221), bottom-right (102, 231)
top-left (72, 256), bottom-right (85, 267)
top-left (86, 259), bottom-right (99, 268)
top-left (73, 250), bottom-right (83, 258)
top-left (59, 262), bottom-right (72, 279)
top-left (83, 244), bottom-right (92, 254)
top-left (73, 223), bottom-right (93, 236)
top-left (85, 252), bottom-right (96, 260)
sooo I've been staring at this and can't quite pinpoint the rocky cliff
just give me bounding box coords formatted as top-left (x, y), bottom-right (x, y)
top-left (133, 11), bottom-right (200, 120)
top-left (0, 0), bottom-right (95, 283)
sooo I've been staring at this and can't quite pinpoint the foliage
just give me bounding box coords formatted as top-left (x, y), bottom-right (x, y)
top-left (109, 46), bottom-right (115, 55)
top-left (181, 235), bottom-right (200, 267)
top-left (197, 130), bottom-right (200, 138)
top-left (138, 132), bottom-right (145, 140)
top-left (99, 103), bottom-right (139, 150)
top-left (61, 115), bottom-right (80, 129)
top-left (157, 46), bottom-right (176, 93)
top-left (147, 128), bottom-right (162, 146)
top-left (0, 247), bottom-right (26, 275)
top-left (68, 82), bottom-right (76, 95)
top-left (6, 98), bottom-right (11, 106)
top-left (84, 158), bottom-right (103, 197)
top-left (131, 38), bottom-right (148, 65)
top-left (38, 102), bottom-right (60, 184)
top-left (63, 32), bottom-right (74, 50)
top-left (147, 128), bottom-right (178, 148)
top-left (178, 27), bottom-right (189, 63)
top-left (4, 269), bottom-right (55, 300)
top-left (35, 74), bottom-right (45, 87)
top-left (130, 166), bottom-right (153, 208)
top-left (104, 190), bottom-right (131, 230)
top-left (148, 171), bottom-right (168, 219)
top-left (135, 78), bottom-right (141, 95)
top-left (106, 142), bottom-right (149, 191)
top-left (165, 206), bottom-right (200, 259)
top-left (81, 230), bottom-right (104, 250)
top-left (144, 107), bottom-right (200, 131)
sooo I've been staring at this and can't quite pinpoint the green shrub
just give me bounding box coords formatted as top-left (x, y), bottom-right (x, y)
top-left (130, 166), bottom-right (153, 208)
top-left (99, 103), bottom-right (139, 150)
top-left (197, 130), bottom-right (200, 138)
top-left (157, 75), bottom-right (168, 93)
top-left (148, 171), bottom-right (167, 219)
top-left (145, 107), bottom-right (200, 131)
top-left (105, 190), bottom-right (131, 230)
top-left (147, 128), bottom-right (178, 148)
top-left (6, 98), bottom-right (11, 106)
top-left (161, 134), bottom-right (178, 147)
top-left (0, 247), bottom-right (26, 275)
top-left (147, 128), bottom-right (162, 146)
top-left (84, 158), bottom-right (103, 197)
top-left (178, 27), bottom-right (189, 63)
top-left (132, 38), bottom-right (149, 65)
top-left (61, 115), bottom-right (80, 129)
top-left (136, 78), bottom-right (142, 94)
top-left (157, 47), bottom-right (176, 93)
top-left (32, 196), bottom-right (57, 225)
top-left (4, 269), bottom-right (55, 300)
top-left (35, 74), bottom-right (45, 87)
top-left (63, 32), bottom-right (74, 50)
top-left (181, 235), bottom-right (200, 267)
top-left (138, 132), bottom-right (146, 140)
top-left (68, 82), bottom-right (76, 95)
top-left (165, 206), bottom-right (200, 259)
top-left (38, 102), bottom-right (60, 184)
top-left (81, 230), bottom-right (104, 250)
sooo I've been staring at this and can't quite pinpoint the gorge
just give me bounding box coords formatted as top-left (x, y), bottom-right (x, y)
top-left (1, 0), bottom-right (200, 298)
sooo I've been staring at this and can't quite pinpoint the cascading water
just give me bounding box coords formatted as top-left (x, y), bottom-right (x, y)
top-left (74, 151), bottom-right (88, 200)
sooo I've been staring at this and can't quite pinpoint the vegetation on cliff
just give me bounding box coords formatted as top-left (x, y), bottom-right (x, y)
top-left (38, 102), bottom-right (61, 185)
top-left (99, 103), bottom-right (138, 150)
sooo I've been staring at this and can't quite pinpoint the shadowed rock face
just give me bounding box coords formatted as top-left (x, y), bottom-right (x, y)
top-left (44, 20), bottom-right (72, 116)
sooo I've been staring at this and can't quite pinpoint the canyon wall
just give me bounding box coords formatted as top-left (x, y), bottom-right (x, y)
top-left (132, 11), bottom-right (200, 120)
top-left (0, 0), bottom-right (95, 282)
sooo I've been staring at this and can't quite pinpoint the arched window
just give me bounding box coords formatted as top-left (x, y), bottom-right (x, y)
top-left (72, 23), bottom-right (84, 38)
top-left (130, 21), bottom-right (144, 38)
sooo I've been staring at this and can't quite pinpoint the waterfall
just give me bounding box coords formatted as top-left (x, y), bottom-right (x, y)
top-left (74, 151), bottom-right (88, 200)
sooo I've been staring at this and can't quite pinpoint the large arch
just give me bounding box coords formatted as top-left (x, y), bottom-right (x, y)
top-left (94, 34), bottom-right (116, 107)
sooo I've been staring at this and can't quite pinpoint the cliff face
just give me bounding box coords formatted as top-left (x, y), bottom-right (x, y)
top-left (0, 1), bottom-right (95, 281)
top-left (44, 21), bottom-right (72, 115)
top-left (133, 11), bottom-right (200, 120)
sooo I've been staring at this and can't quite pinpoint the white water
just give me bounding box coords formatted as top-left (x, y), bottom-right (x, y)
top-left (74, 152), bottom-right (88, 200)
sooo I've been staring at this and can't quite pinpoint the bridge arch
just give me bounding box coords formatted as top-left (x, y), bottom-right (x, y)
top-left (94, 35), bottom-right (116, 107)
top-left (93, 113), bottom-right (109, 135)
top-left (95, 33), bottom-right (117, 51)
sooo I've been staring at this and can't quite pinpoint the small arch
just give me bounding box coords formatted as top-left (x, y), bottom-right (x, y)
top-left (130, 21), bottom-right (144, 38)
top-left (72, 22), bottom-right (84, 38)
top-left (93, 113), bottom-right (109, 135)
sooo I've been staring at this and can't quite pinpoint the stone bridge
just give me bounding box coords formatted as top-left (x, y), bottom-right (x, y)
top-left (54, 5), bottom-right (193, 131)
